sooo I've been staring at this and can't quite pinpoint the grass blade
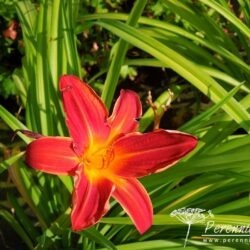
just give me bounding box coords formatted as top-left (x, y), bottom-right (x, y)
top-left (101, 0), bottom-right (147, 108)
top-left (96, 20), bottom-right (250, 131)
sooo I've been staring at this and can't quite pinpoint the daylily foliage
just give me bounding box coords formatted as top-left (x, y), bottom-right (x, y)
top-left (26, 75), bottom-right (197, 233)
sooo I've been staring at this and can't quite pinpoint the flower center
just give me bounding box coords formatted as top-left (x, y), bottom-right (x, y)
top-left (81, 143), bottom-right (114, 180)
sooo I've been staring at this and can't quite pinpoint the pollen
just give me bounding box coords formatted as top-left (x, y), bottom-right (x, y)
top-left (81, 143), bottom-right (115, 180)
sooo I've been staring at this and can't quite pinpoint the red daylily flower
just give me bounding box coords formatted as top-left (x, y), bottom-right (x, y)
top-left (26, 75), bottom-right (198, 234)
top-left (3, 20), bottom-right (18, 40)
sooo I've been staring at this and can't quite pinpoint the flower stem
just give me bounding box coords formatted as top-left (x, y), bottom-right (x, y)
top-left (184, 223), bottom-right (191, 248)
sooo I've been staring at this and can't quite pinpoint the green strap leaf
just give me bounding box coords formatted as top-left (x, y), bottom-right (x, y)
top-left (101, 0), bottom-right (148, 108)
top-left (0, 105), bottom-right (31, 144)
top-left (0, 152), bottom-right (25, 174)
top-left (96, 20), bottom-right (250, 132)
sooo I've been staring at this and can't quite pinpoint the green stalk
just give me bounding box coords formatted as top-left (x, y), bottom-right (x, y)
top-left (62, 0), bottom-right (81, 76)
top-left (49, 0), bottom-right (61, 88)
top-left (101, 0), bottom-right (147, 108)
top-left (35, 0), bottom-right (52, 135)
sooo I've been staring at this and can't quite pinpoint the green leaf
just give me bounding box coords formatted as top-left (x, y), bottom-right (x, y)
top-left (0, 151), bottom-right (25, 174)
top-left (8, 192), bottom-right (39, 241)
top-left (101, 0), bottom-right (147, 108)
top-left (80, 227), bottom-right (117, 250)
top-left (96, 20), bottom-right (250, 131)
top-left (200, 0), bottom-right (250, 37)
top-left (0, 105), bottom-right (31, 143)
top-left (0, 210), bottom-right (34, 249)
top-left (180, 83), bottom-right (243, 133)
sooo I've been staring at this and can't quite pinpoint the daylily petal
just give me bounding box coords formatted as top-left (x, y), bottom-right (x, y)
top-left (26, 137), bottom-right (77, 175)
top-left (60, 75), bottom-right (110, 154)
top-left (112, 129), bottom-right (198, 177)
top-left (108, 90), bottom-right (142, 135)
top-left (71, 168), bottom-right (113, 231)
top-left (112, 178), bottom-right (152, 234)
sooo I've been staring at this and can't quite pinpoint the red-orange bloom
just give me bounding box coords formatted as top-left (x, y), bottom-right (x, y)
top-left (26, 75), bottom-right (197, 233)
top-left (3, 20), bottom-right (18, 40)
